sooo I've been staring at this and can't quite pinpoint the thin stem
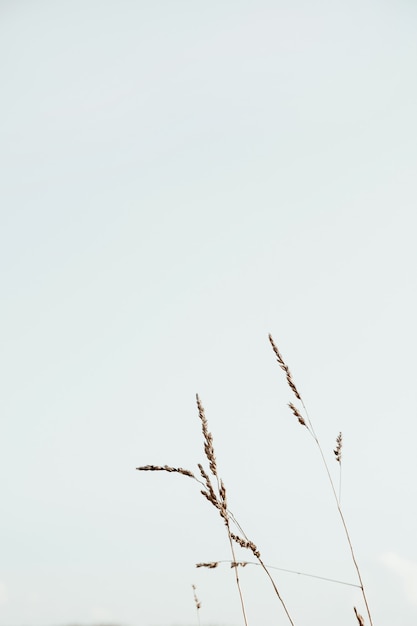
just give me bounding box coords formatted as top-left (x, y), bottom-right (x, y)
top-left (198, 559), bottom-right (361, 588)
top-left (339, 462), bottom-right (342, 505)
top-left (300, 399), bottom-right (374, 626)
top-left (226, 512), bottom-right (296, 625)
top-left (225, 521), bottom-right (250, 626)
top-left (196, 394), bottom-right (250, 626)
top-left (256, 555), bottom-right (296, 626)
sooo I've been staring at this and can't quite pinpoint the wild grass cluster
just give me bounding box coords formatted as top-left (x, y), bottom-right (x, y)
top-left (137, 335), bottom-right (373, 626)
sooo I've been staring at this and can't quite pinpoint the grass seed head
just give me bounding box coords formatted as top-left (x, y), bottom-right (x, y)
top-left (334, 432), bottom-right (343, 463)
top-left (269, 334), bottom-right (302, 401)
top-left (136, 464), bottom-right (195, 478)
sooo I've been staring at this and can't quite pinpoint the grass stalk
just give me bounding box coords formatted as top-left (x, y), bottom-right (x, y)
top-left (268, 333), bottom-right (374, 626)
top-left (192, 584), bottom-right (201, 626)
top-left (137, 393), bottom-right (297, 626)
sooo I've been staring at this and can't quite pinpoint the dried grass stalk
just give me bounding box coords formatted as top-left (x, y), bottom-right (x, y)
top-left (137, 394), bottom-right (296, 626)
top-left (269, 334), bottom-right (374, 626)
top-left (195, 395), bottom-right (249, 626)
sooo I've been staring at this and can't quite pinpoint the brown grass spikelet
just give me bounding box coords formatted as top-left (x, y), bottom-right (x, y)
top-left (136, 464), bottom-right (195, 478)
top-left (200, 488), bottom-right (218, 507)
top-left (192, 584), bottom-right (202, 610)
top-left (231, 561), bottom-right (249, 568)
top-left (197, 464), bottom-right (217, 497)
top-left (196, 562), bottom-right (219, 569)
top-left (192, 584), bottom-right (202, 626)
top-left (288, 402), bottom-right (306, 426)
top-left (354, 606), bottom-right (365, 626)
top-left (268, 334), bottom-right (302, 400)
top-left (197, 464), bottom-right (220, 502)
top-left (197, 464), bottom-right (228, 522)
top-left (231, 533), bottom-right (261, 558)
top-left (334, 432), bottom-right (343, 463)
top-left (219, 479), bottom-right (227, 505)
top-left (196, 394), bottom-right (218, 477)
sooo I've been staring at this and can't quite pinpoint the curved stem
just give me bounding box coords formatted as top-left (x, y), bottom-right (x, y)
top-left (256, 555), bottom-right (296, 626)
top-left (225, 520), bottom-right (249, 626)
top-left (227, 512), bottom-right (296, 625)
top-left (301, 401), bottom-right (373, 626)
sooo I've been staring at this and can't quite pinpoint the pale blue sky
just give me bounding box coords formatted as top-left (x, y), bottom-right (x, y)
top-left (1, 1), bottom-right (417, 625)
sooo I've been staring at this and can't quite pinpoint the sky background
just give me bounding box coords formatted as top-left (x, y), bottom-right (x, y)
top-left (1, 1), bottom-right (417, 625)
